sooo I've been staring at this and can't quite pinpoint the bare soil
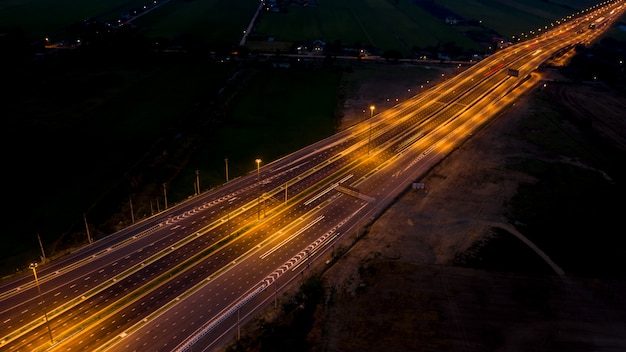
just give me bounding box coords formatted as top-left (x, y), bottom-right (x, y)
top-left (310, 64), bottom-right (626, 351)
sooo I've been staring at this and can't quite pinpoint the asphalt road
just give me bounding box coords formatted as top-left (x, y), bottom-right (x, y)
top-left (0, 2), bottom-right (622, 351)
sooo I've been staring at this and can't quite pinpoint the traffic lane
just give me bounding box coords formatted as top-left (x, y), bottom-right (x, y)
top-left (63, 206), bottom-right (310, 350)
top-left (6, 207), bottom-right (256, 352)
top-left (0, 223), bottom-right (195, 340)
top-left (46, 190), bottom-right (341, 351)
top-left (119, 190), bottom-right (370, 351)
top-left (0, 183), bottom-right (262, 339)
top-left (42, 157), bottom-right (360, 352)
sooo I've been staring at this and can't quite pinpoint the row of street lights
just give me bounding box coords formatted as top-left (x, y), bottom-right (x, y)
top-left (256, 158), bottom-right (262, 220)
top-left (157, 156), bottom-right (259, 211)
top-left (363, 71), bottom-right (463, 156)
top-left (32, 157), bottom-right (267, 347)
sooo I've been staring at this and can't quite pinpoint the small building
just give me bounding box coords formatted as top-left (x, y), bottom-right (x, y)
top-left (312, 39), bottom-right (326, 53)
top-left (412, 182), bottom-right (425, 190)
top-left (445, 17), bottom-right (458, 25)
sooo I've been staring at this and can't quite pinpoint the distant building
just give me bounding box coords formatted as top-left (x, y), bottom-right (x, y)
top-left (445, 17), bottom-right (458, 25)
top-left (492, 37), bottom-right (512, 49)
top-left (312, 39), bottom-right (326, 53)
top-left (296, 39), bottom-right (326, 54)
top-left (292, 0), bottom-right (318, 6)
top-left (412, 182), bottom-right (425, 190)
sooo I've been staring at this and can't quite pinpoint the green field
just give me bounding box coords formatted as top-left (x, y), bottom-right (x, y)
top-left (0, 0), bottom-right (148, 40)
top-left (436, 0), bottom-right (605, 38)
top-left (133, 0), bottom-right (258, 44)
top-left (168, 68), bottom-right (342, 203)
top-left (1, 0), bottom-right (606, 48)
top-left (254, 0), bottom-right (481, 55)
top-left (0, 0), bottom-right (259, 44)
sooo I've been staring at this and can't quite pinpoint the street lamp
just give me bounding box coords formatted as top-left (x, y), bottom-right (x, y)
top-left (163, 183), bottom-right (168, 209)
top-left (256, 158), bottom-right (262, 220)
top-left (30, 263), bottom-right (54, 344)
top-left (225, 158), bottom-right (229, 182)
top-left (368, 105), bottom-right (375, 155)
top-left (195, 169), bottom-right (200, 195)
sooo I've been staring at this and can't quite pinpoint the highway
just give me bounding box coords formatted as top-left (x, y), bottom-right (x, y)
top-left (1, 2), bottom-right (623, 351)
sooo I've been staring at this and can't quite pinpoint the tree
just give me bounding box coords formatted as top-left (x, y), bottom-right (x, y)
top-left (382, 49), bottom-right (403, 62)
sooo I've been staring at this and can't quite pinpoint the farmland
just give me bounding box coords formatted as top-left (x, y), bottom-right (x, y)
top-left (253, 0), bottom-right (481, 56)
top-left (435, 0), bottom-right (604, 37)
top-left (132, 0), bottom-right (258, 44)
top-left (0, 0), bottom-right (151, 41)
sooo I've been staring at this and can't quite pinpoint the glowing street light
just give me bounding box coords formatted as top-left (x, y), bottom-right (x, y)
top-left (256, 158), bottom-right (262, 220)
top-left (368, 105), bottom-right (375, 155)
top-left (30, 263), bottom-right (54, 344)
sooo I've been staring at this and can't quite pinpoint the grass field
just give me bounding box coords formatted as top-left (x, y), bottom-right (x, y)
top-left (168, 68), bottom-right (342, 205)
top-left (0, 0), bottom-right (148, 40)
top-left (0, 0), bottom-right (259, 44)
top-left (133, 0), bottom-right (258, 44)
top-left (436, 0), bottom-right (605, 38)
top-left (254, 0), bottom-right (481, 56)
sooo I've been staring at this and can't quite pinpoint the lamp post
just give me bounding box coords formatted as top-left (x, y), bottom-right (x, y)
top-left (195, 169), bottom-right (200, 195)
top-left (129, 196), bottom-right (135, 223)
top-left (163, 183), bottom-right (168, 209)
top-left (256, 158), bottom-right (262, 220)
top-left (83, 213), bottom-right (92, 244)
top-left (225, 158), bottom-right (229, 182)
top-left (30, 263), bottom-right (53, 344)
top-left (368, 105), bottom-right (375, 155)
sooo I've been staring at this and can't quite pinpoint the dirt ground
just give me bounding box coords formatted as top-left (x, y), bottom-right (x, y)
top-left (310, 63), bottom-right (626, 351)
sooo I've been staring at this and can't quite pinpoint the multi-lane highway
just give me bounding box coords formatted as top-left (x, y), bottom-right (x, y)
top-left (1, 1), bottom-right (623, 351)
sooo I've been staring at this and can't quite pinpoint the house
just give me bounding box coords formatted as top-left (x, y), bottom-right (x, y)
top-left (445, 16), bottom-right (458, 25)
top-left (312, 39), bottom-right (326, 54)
